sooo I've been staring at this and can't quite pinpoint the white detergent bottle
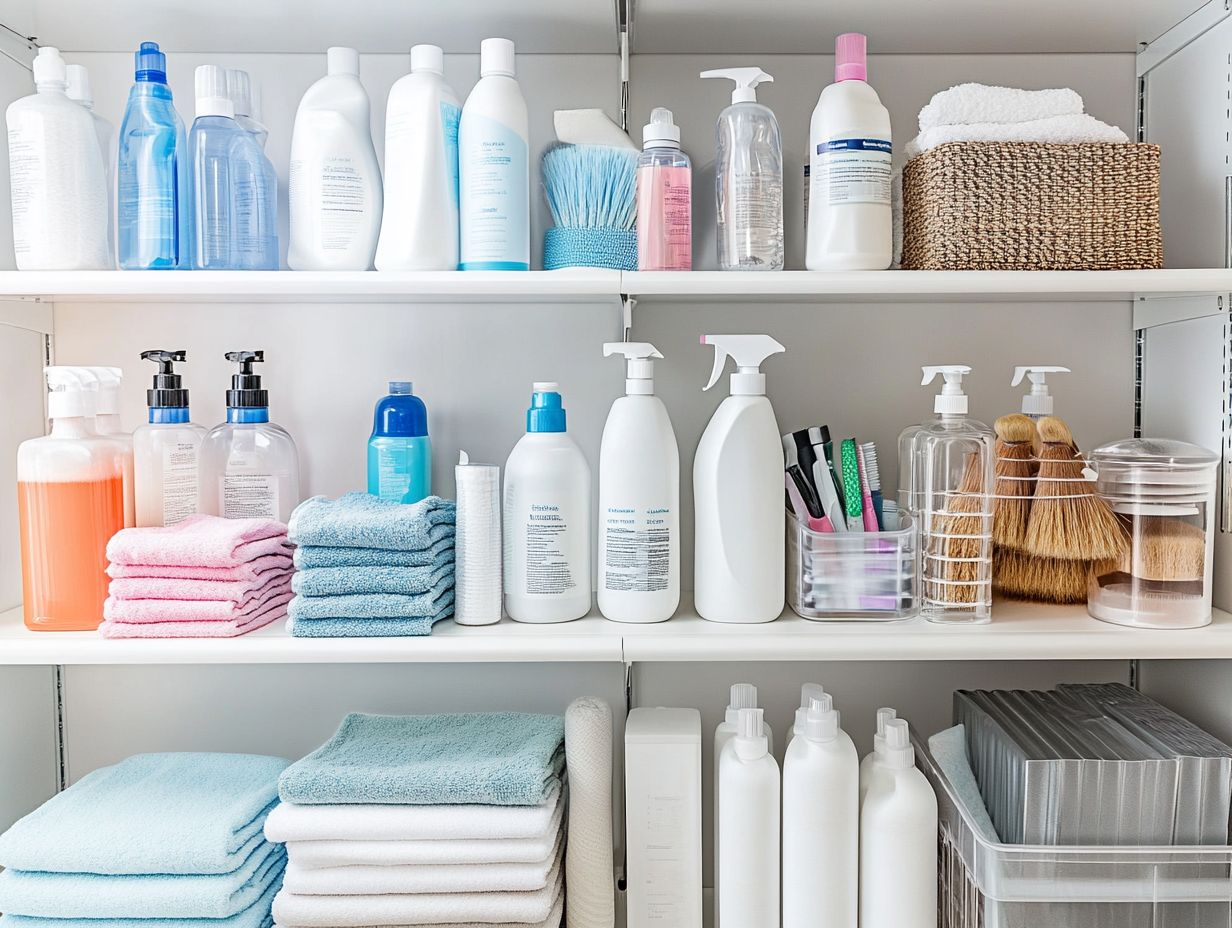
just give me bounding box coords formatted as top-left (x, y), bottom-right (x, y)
top-left (718, 707), bottom-right (780, 928)
top-left (134, 351), bottom-right (206, 528)
top-left (503, 383), bottom-right (591, 623)
top-left (787, 682), bottom-right (825, 746)
top-left (598, 342), bottom-right (679, 623)
top-left (288, 47), bottom-right (383, 270)
top-left (859, 707), bottom-right (897, 807)
top-left (459, 38), bottom-right (529, 270)
top-left (6, 47), bottom-right (109, 270)
top-left (376, 45), bottom-right (461, 271)
top-left (700, 67), bottom-right (783, 271)
top-left (806, 33), bottom-right (892, 271)
top-left (694, 334), bottom-right (786, 623)
top-left (783, 696), bottom-right (858, 928)
top-left (859, 720), bottom-right (938, 928)
top-left (66, 64), bottom-right (115, 266)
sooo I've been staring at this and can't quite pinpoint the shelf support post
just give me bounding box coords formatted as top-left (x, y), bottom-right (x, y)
top-left (621, 295), bottom-right (635, 341)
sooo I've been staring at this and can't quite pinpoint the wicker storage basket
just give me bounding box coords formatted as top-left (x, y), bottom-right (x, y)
top-left (901, 141), bottom-right (1162, 270)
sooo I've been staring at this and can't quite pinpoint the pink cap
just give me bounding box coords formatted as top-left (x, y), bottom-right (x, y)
top-left (835, 33), bottom-right (867, 82)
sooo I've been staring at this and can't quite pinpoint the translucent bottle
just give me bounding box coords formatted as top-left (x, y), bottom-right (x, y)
top-left (226, 69), bottom-right (269, 149)
top-left (134, 350), bottom-right (207, 528)
top-left (636, 108), bottom-right (692, 271)
top-left (66, 65), bottom-right (115, 267)
top-left (83, 367), bottom-right (135, 529)
top-left (367, 381), bottom-right (432, 504)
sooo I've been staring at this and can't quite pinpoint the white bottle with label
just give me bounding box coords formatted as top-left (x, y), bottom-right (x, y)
top-left (65, 64), bottom-right (115, 267)
top-left (718, 707), bottom-right (780, 928)
top-left (459, 38), bottom-right (529, 270)
top-left (783, 696), bottom-right (858, 928)
top-left (860, 720), bottom-right (939, 928)
top-left (6, 47), bottom-right (109, 270)
top-left (859, 707), bottom-right (897, 806)
top-left (288, 46), bottom-right (383, 270)
top-left (376, 45), bottom-right (461, 271)
top-left (503, 383), bottom-right (591, 623)
top-left (694, 334), bottom-right (786, 623)
top-left (597, 342), bottom-right (679, 623)
top-left (134, 351), bottom-right (206, 528)
top-left (805, 33), bottom-right (892, 271)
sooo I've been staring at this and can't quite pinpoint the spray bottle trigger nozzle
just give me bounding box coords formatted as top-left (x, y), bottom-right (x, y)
top-left (920, 365), bottom-right (972, 387)
top-left (1011, 366), bottom-right (1070, 387)
top-left (603, 342), bottom-right (663, 361)
top-left (699, 67), bottom-right (774, 103)
top-left (141, 350), bottom-right (187, 374)
top-left (225, 350), bottom-right (264, 374)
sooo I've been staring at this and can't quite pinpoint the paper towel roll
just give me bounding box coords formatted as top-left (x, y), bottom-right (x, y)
top-left (455, 451), bottom-right (502, 626)
top-left (565, 697), bottom-right (615, 928)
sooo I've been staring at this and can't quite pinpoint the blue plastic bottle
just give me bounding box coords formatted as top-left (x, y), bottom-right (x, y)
top-left (117, 42), bottom-right (190, 269)
top-left (187, 65), bottom-right (278, 270)
top-left (368, 381), bottom-right (431, 504)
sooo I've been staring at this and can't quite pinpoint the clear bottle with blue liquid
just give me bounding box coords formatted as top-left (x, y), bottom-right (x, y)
top-left (368, 381), bottom-right (431, 504)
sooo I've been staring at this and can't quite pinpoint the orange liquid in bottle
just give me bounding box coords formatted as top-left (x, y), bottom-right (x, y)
top-left (18, 476), bottom-right (125, 631)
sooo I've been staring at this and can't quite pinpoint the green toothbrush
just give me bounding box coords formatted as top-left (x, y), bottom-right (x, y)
top-left (840, 438), bottom-right (864, 531)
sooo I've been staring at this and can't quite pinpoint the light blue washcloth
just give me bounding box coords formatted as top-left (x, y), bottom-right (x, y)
top-left (287, 587), bottom-right (454, 621)
top-left (291, 561), bottom-right (455, 598)
top-left (288, 494), bottom-right (456, 552)
top-left (293, 532), bottom-right (454, 570)
top-left (928, 724), bottom-right (1000, 842)
top-left (287, 604), bottom-right (453, 638)
top-left (0, 844), bottom-right (284, 919)
top-left (278, 712), bottom-right (566, 806)
top-left (0, 753), bottom-right (288, 875)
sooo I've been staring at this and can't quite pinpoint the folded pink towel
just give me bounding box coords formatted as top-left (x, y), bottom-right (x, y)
top-left (108, 568), bottom-right (293, 604)
top-left (103, 583), bottom-right (293, 625)
top-left (108, 552), bottom-right (293, 582)
top-left (99, 596), bottom-right (290, 639)
top-left (106, 515), bottom-right (289, 568)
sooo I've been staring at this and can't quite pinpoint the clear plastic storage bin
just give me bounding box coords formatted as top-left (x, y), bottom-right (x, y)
top-left (785, 511), bottom-right (917, 620)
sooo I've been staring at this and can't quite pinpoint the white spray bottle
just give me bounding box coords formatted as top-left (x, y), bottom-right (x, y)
top-left (1011, 365), bottom-right (1070, 420)
top-left (598, 342), bottom-right (680, 624)
top-left (694, 334), bottom-right (786, 623)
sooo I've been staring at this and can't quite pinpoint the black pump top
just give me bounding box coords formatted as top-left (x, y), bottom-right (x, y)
top-left (225, 350), bottom-right (268, 408)
top-left (142, 349), bottom-right (190, 408)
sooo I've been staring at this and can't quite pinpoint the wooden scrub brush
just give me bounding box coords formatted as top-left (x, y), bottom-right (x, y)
top-left (927, 449), bottom-right (992, 607)
top-left (994, 549), bottom-right (1118, 604)
top-left (992, 413), bottom-right (1037, 550)
top-left (1120, 516), bottom-right (1207, 582)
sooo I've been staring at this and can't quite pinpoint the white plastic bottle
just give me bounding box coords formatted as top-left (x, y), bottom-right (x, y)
top-left (288, 47), bottom-right (383, 270)
top-left (859, 707), bottom-right (897, 807)
top-left (787, 682), bottom-right (826, 746)
top-left (783, 696), bottom-right (858, 928)
top-left (459, 38), bottom-right (529, 270)
top-left (6, 47), bottom-right (109, 270)
top-left (805, 33), bottom-right (892, 271)
top-left (859, 720), bottom-right (938, 928)
top-left (699, 68), bottom-right (783, 271)
top-left (694, 334), bottom-right (786, 623)
top-left (66, 64), bottom-right (115, 267)
top-left (597, 342), bottom-right (679, 623)
top-left (83, 367), bottom-right (135, 529)
top-left (376, 45), bottom-right (461, 271)
top-left (718, 707), bottom-right (780, 928)
top-left (134, 351), bottom-right (206, 528)
top-left (503, 383), bottom-right (591, 623)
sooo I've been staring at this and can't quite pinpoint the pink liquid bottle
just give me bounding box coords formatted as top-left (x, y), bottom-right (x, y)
top-left (636, 107), bottom-right (692, 271)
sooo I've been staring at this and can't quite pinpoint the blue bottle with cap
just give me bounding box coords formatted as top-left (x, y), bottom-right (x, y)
top-left (367, 381), bottom-right (432, 504)
top-left (118, 42), bottom-right (191, 269)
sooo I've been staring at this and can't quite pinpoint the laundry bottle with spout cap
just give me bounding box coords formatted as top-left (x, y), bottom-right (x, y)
top-left (134, 350), bottom-right (206, 527)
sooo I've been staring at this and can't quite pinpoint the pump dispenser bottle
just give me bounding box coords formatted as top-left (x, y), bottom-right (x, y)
top-left (1011, 366), bottom-right (1070, 420)
top-left (694, 334), bottom-right (786, 623)
top-left (199, 351), bottom-right (300, 522)
top-left (84, 367), bottom-right (135, 528)
top-left (133, 351), bottom-right (206, 527)
top-left (700, 68), bottom-right (783, 271)
top-left (718, 707), bottom-right (780, 928)
top-left (859, 707), bottom-right (897, 806)
top-left (598, 343), bottom-right (679, 623)
top-left (368, 381), bottom-right (431, 504)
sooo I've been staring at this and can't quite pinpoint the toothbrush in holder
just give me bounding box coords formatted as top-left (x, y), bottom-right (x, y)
top-left (855, 443), bottom-right (880, 533)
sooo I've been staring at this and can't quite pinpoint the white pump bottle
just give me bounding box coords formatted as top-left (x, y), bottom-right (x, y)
top-left (1011, 365), bottom-right (1070, 420)
top-left (598, 343), bottom-right (680, 624)
top-left (718, 707), bottom-right (780, 928)
top-left (694, 334), bottom-right (786, 623)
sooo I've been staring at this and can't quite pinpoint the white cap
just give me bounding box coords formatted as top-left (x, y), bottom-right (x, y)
top-left (804, 703), bottom-right (839, 742)
top-left (532, 381), bottom-right (559, 393)
top-left (604, 342), bottom-right (663, 396)
top-left (1011, 366), bottom-right (1070, 417)
top-left (85, 366), bottom-right (122, 415)
top-left (873, 707), bottom-right (896, 754)
top-left (725, 682), bottom-right (757, 725)
top-left (226, 69), bottom-right (253, 116)
top-left (699, 66), bottom-right (773, 104)
top-left (411, 44), bottom-right (444, 74)
top-left (921, 365), bottom-right (971, 417)
top-left (33, 47), bottom-right (67, 88)
top-left (195, 65), bottom-right (234, 118)
top-left (327, 46), bottom-right (360, 76)
top-left (642, 107), bottom-right (681, 148)
top-left (702, 334), bottom-right (786, 396)
top-left (45, 367), bottom-right (90, 419)
top-left (733, 707), bottom-right (769, 760)
top-left (65, 64), bottom-right (92, 106)
top-left (480, 38), bottom-right (515, 77)
top-left (882, 718), bottom-right (916, 770)
top-left (799, 682), bottom-right (825, 708)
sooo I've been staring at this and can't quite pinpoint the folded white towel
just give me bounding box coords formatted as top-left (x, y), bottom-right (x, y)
top-left (272, 890), bottom-right (564, 928)
top-left (918, 83), bottom-right (1084, 131)
top-left (904, 114), bottom-right (1129, 161)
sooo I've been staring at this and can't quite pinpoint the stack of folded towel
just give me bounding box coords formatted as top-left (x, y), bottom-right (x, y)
top-left (286, 494), bottom-right (456, 638)
top-left (266, 712), bottom-right (567, 928)
top-left (0, 753), bottom-right (289, 928)
top-left (101, 515), bottom-right (294, 639)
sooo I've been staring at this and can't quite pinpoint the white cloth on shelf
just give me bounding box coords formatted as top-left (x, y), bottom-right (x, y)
top-left (272, 889), bottom-right (564, 928)
top-left (903, 113), bottom-right (1129, 161)
top-left (917, 83), bottom-right (1084, 132)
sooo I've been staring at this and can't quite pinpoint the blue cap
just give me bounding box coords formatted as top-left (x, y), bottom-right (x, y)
top-left (372, 381), bottom-right (428, 438)
top-left (527, 382), bottom-right (566, 433)
top-left (135, 42), bottom-right (167, 83)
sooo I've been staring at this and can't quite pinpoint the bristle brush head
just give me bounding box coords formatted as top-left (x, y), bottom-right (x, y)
top-left (1037, 415), bottom-right (1074, 447)
top-left (995, 414), bottom-right (1036, 444)
top-left (860, 442), bottom-right (880, 490)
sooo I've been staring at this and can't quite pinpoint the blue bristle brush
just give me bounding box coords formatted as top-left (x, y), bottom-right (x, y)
top-left (541, 143), bottom-right (638, 270)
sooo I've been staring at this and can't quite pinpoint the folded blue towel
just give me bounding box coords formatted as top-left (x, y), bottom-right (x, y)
top-left (0, 753), bottom-right (288, 875)
top-left (0, 844), bottom-right (284, 919)
top-left (293, 532), bottom-right (454, 570)
top-left (287, 588), bottom-right (454, 621)
top-left (292, 561), bottom-right (455, 598)
top-left (278, 712), bottom-right (565, 806)
top-left (288, 494), bottom-right (456, 552)
top-left (287, 605), bottom-right (453, 638)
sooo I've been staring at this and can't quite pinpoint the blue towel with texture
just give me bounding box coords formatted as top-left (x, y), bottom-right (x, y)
top-left (0, 844), bottom-right (284, 919)
top-left (0, 753), bottom-right (288, 875)
top-left (288, 494), bottom-right (456, 551)
top-left (293, 532), bottom-right (455, 570)
top-left (292, 561), bottom-right (455, 598)
top-left (287, 604), bottom-right (454, 638)
top-left (278, 712), bottom-right (565, 806)
top-left (287, 587), bottom-right (454, 621)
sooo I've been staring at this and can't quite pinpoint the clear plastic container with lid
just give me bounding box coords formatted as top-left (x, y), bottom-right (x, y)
top-left (1088, 438), bottom-right (1218, 629)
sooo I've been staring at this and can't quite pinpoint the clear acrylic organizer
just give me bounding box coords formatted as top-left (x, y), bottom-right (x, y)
top-left (785, 511), bottom-right (917, 620)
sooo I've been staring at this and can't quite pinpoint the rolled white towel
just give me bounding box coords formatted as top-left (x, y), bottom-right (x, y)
top-left (904, 113), bottom-right (1129, 161)
top-left (918, 83), bottom-right (1084, 131)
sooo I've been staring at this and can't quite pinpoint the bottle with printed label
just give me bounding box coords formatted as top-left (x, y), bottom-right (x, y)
top-left (65, 64), bottom-right (115, 267)
top-left (459, 38), bottom-right (529, 270)
top-left (134, 350), bottom-right (206, 527)
top-left (636, 108), bottom-right (692, 271)
top-left (367, 381), bottom-right (431, 504)
top-left (805, 33), bottom-right (892, 271)
top-left (288, 47), bottom-right (383, 270)
top-left (226, 69), bottom-right (269, 149)
top-left (503, 383), bottom-right (591, 623)
top-left (199, 351), bottom-right (300, 522)
top-left (376, 45), bottom-right (461, 271)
